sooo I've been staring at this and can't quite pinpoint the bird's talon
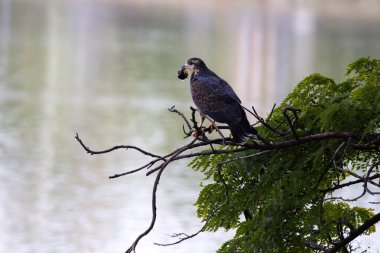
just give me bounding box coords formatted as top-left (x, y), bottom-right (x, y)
top-left (206, 123), bottom-right (216, 133)
top-left (191, 127), bottom-right (207, 137)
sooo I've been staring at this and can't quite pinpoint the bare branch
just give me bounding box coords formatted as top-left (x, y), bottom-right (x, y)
top-left (280, 106), bottom-right (301, 140)
top-left (75, 106), bottom-right (380, 253)
top-left (327, 212), bottom-right (380, 253)
top-left (363, 161), bottom-right (380, 195)
top-left (75, 133), bottom-right (162, 158)
top-left (154, 155), bottom-right (230, 247)
top-left (244, 104), bottom-right (290, 136)
top-left (168, 106), bottom-right (192, 132)
top-left (125, 138), bottom-right (197, 253)
top-left (218, 150), bottom-right (274, 166)
top-left (321, 174), bottom-right (380, 193)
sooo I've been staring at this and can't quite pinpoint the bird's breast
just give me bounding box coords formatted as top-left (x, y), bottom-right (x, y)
top-left (190, 82), bottom-right (212, 106)
top-left (190, 81), bottom-right (225, 114)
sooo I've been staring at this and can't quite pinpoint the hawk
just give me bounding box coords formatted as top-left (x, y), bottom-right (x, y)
top-left (178, 57), bottom-right (257, 143)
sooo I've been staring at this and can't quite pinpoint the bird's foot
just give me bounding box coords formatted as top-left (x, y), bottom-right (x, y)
top-left (191, 122), bottom-right (216, 137)
top-left (205, 123), bottom-right (216, 133)
top-left (191, 127), bottom-right (207, 137)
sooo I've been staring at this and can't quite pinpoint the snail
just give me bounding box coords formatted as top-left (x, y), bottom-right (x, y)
top-left (177, 65), bottom-right (188, 80)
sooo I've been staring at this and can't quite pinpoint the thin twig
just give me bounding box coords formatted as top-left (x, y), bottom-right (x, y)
top-left (364, 161), bottom-right (380, 195)
top-left (125, 138), bottom-right (197, 253)
top-left (327, 212), bottom-right (380, 253)
top-left (244, 105), bottom-right (290, 136)
top-left (75, 106), bottom-right (380, 253)
top-left (75, 133), bottom-right (161, 158)
top-left (154, 153), bottom-right (230, 247)
top-left (168, 106), bottom-right (192, 132)
top-left (282, 106), bottom-right (301, 140)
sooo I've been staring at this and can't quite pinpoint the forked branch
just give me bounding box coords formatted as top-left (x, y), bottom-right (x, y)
top-left (76, 106), bottom-right (380, 253)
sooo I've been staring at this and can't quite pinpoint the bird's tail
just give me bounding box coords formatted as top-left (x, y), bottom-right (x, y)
top-left (229, 117), bottom-right (259, 144)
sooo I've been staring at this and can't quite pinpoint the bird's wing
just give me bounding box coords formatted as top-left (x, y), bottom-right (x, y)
top-left (199, 75), bottom-right (242, 104)
top-left (218, 78), bottom-right (242, 104)
top-left (193, 75), bottom-right (244, 124)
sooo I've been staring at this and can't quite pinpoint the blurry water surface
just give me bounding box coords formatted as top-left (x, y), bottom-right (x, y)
top-left (1, 0), bottom-right (380, 252)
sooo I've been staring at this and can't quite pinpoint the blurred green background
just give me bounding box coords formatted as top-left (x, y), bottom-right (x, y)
top-left (1, 0), bottom-right (380, 252)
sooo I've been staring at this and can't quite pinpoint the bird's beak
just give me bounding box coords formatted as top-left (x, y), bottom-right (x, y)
top-left (184, 63), bottom-right (194, 71)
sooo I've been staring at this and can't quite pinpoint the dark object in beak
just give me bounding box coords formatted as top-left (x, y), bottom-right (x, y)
top-left (177, 65), bottom-right (188, 80)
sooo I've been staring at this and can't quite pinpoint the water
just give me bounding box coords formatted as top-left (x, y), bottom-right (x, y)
top-left (0, 1), bottom-right (380, 252)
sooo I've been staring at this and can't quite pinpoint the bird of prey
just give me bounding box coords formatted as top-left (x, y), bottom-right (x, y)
top-left (178, 57), bottom-right (257, 143)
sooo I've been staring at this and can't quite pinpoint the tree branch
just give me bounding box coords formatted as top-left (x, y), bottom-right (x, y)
top-left (327, 212), bottom-right (380, 253)
top-left (75, 133), bottom-right (162, 158)
top-left (75, 106), bottom-right (380, 253)
top-left (321, 174), bottom-right (380, 194)
top-left (154, 162), bottom-right (230, 247)
top-left (125, 138), bottom-right (197, 253)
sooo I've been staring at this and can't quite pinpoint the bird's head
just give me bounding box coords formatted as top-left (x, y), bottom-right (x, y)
top-left (177, 57), bottom-right (207, 80)
top-left (185, 57), bottom-right (207, 72)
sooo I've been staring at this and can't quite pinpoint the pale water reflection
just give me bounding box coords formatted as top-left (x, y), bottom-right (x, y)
top-left (1, 0), bottom-right (380, 252)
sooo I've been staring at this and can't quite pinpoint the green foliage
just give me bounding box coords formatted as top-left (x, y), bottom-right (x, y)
top-left (191, 58), bottom-right (380, 252)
